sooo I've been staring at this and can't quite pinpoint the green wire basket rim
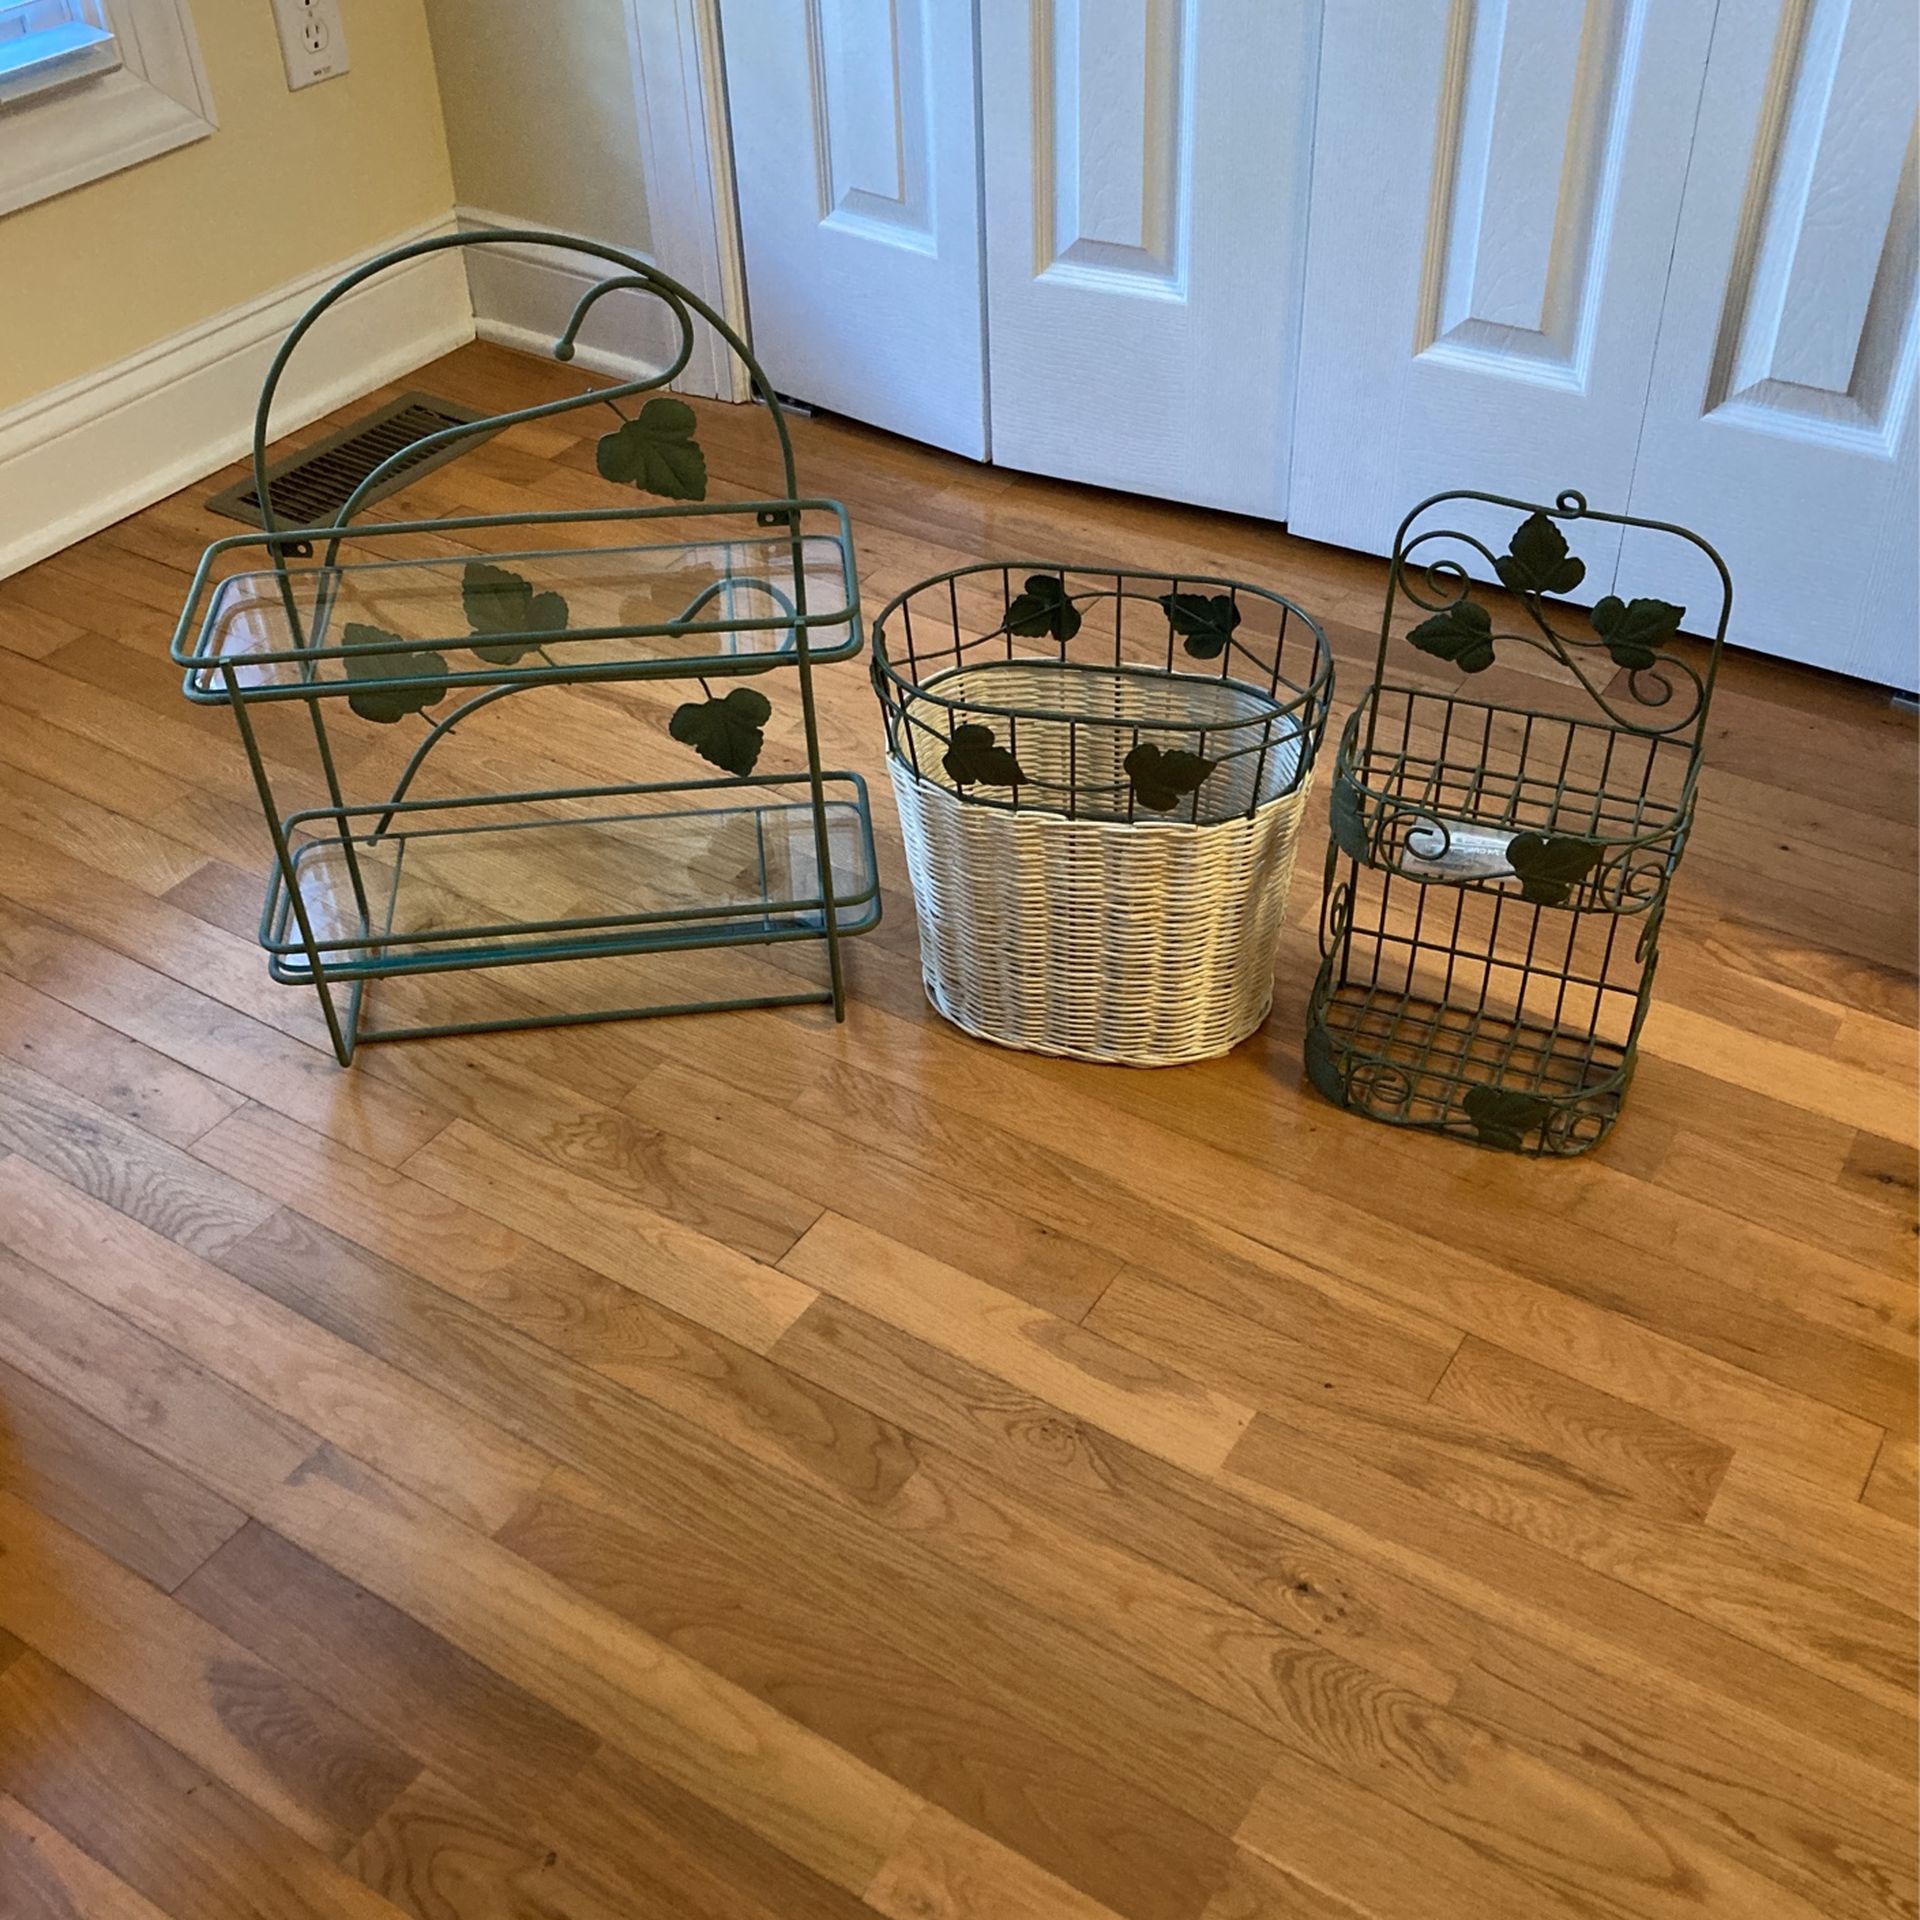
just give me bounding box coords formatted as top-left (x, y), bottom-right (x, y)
top-left (887, 655), bottom-right (1319, 737)
top-left (1329, 695), bottom-right (1707, 861)
top-left (869, 559), bottom-right (1334, 714)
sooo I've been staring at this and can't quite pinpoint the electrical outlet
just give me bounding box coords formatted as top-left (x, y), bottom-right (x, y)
top-left (270, 0), bottom-right (349, 90)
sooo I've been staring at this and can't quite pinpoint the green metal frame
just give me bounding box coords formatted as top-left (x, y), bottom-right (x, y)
top-left (173, 229), bottom-right (877, 1064)
top-left (1305, 486), bottom-right (1732, 1157)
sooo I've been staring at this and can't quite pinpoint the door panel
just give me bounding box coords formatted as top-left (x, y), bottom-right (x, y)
top-left (720, 0), bottom-right (986, 456)
top-left (1289, 0), bottom-right (1719, 575)
top-left (977, 0), bottom-right (1318, 517)
top-left (1621, 0), bottom-right (1918, 683)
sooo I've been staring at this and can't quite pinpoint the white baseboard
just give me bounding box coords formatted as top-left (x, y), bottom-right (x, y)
top-left (0, 216), bottom-right (475, 580)
top-left (454, 205), bottom-right (719, 395)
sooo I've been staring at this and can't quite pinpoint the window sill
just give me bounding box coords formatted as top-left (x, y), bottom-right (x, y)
top-left (0, 0), bottom-right (214, 218)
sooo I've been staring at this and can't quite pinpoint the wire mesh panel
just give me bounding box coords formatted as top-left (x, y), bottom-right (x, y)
top-left (1306, 487), bottom-right (1731, 1155)
top-left (1307, 860), bottom-right (1657, 1152)
top-left (874, 564), bottom-right (1333, 1066)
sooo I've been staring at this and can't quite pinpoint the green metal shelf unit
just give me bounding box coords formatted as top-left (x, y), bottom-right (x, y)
top-left (171, 231), bottom-right (879, 1065)
top-left (1305, 487), bottom-right (1731, 1156)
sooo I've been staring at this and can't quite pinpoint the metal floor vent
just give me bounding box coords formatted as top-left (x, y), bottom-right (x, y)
top-left (207, 392), bottom-right (498, 530)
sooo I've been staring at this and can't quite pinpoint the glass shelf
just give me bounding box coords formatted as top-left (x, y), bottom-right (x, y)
top-left (174, 502), bottom-right (860, 705)
top-left (260, 774), bottom-right (879, 982)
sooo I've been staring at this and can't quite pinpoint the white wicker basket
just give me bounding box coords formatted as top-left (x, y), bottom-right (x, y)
top-left (885, 653), bottom-right (1319, 1065)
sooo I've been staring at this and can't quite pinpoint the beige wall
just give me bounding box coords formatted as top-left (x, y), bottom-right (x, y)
top-left (424, 0), bottom-right (650, 251)
top-left (0, 0), bottom-right (455, 410)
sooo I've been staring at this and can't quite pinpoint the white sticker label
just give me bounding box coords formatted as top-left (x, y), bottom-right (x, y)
top-left (1399, 815), bottom-right (1518, 882)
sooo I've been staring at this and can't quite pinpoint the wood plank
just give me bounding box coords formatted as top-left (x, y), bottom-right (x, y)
top-left (759, 1001), bottom-right (1889, 1488)
top-left (774, 1296), bottom-right (1915, 1916)
top-left (0, 757), bottom-right (206, 896)
top-left (779, 1212), bottom-right (1255, 1478)
top-left (394, 1048), bottom-right (819, 1267)
top-left (0, 1159), bottom-right (551, 1533)
top-left (0, 1492), bottom-right (421, 1855)
top-left (1090, 1276), bottom-right (1734, 1526)
top-left (500, 1466), bottom-right (1254, 1920)
top-left (337, 1770), bottom-right (634, 1920)
top-left (1238, 1735), bottom-right (1840, 1920)
top-left (1706, 1455), bottom-right (1918, 1617)
top-left (1426, 1335), bottom-right (1734, 1520)
top-left (0, 1653), bottom-right (412, 1920)
top-left (625, 1057), bottom-right (1122, 1319)
top-left (214, 1201), bottom-right (921, 1518)
top-left (1862, 1435), bottom-right (1917, 1525)
top-left (399, 1118), bottom-right (817, 1355)
top-left (0, 971), bottom-right (241, 1150)
top-left (0, 596), bottom-right (87, 659)
top-left (1638, 1001), bottom-right (1920, 1147)
top-left (0, 1355), bottom-right (244, 1589)
top-left (1634, 1128), bottom-right (1919, 1287)
top-left (1447, 1631), bottom-right (1914, 1920)
top-left (244, 1444), bottom-right (924, 1898)
top-left (0, 1057), bottom-right (273, 1259)
top-left (864, 1804), bottom-right (1134, 1920)
top-left (0, 1793), bottom-right (176, 1920)
top-left (0, 1245), bottom-right (318, 1512)
top-left (0, 900), bottom-right (454, 1169)
top-left (1841, 1129), bottom-right (1918, 1207)
top-left (1224, 1414), bottom-right (1917, 1772)
top-left (0, 708), bottom-right (189, 821)
top-left (182, 1527), bottom-right (878, 1917)
top-left (1199, 1847), bottom-right (1374, 1920)
top-left (176, 1522), bottom-right (601, 1814)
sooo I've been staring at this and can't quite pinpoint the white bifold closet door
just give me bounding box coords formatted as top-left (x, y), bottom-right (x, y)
top-left (1290, 0), bottom-right (1919, 685)
top-left (974, 0), bottom-right (1319, 518)
top-left (1287, 0), bottom-right (1722, 590)
top-left (1621, 0), bottom-right (1918, 683)
top-left (716, 0), bottom-right (988, 458)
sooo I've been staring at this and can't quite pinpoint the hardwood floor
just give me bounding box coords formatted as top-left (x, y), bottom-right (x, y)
top-left (0, 340), bottom-right (1913, 1919)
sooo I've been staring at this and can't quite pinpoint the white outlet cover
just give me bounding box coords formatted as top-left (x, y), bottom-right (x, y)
top-left (270, 0), bottom-right (350, 90)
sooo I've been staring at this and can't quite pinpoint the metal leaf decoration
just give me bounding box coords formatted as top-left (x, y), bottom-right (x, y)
top-left (1407, 600), bottom-right (1496, 673)
top-left (942, 722), bottom-right (1026, 787)
top-left (341, 623), bottom-right (446, 723)
top-left (1590, 595), bottom-right (1684, 672)
top-left (669, 685), bottom-right (770, 776)
top-left (1506, 831), bottom-right (1604, 906)
top-left (1494, 512), bottom-right (1586, 596)
top-left (1462, 1084), bottom-right (1553, 1150)
top-left (1159, 592), bottom-right (1242, 661)
top-left (1303, 1022), bottom-right (1349, 1108)
top-left (1124, 742), bottom-right (1215, 813)
top-left (1004, 574), bottom-right (1081, 642)
top-left (462, 561), bottom-right (569, 664)
top-left (596, 396), bottom-right (708, 500)
top-left (1328, 772), bottom-right (1371, 861)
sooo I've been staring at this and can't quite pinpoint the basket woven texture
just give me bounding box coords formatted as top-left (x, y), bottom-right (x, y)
top-left (889, 659), bottom-right (1315, 1065)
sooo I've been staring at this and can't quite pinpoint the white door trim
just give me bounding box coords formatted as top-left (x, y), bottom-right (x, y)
top-left (454, 205), bottom-right (695, 388)
top-left (624, 0), bottom-right (750, 400)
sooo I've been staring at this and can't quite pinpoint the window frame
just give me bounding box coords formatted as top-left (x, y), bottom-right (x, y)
top-left (0, 0), bottom-right (214, 218)
top-left (0, 2), bottom-right (122, 108)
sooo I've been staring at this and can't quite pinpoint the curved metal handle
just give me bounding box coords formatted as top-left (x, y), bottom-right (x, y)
top-left (249, 227), bottom-right (799, 546)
